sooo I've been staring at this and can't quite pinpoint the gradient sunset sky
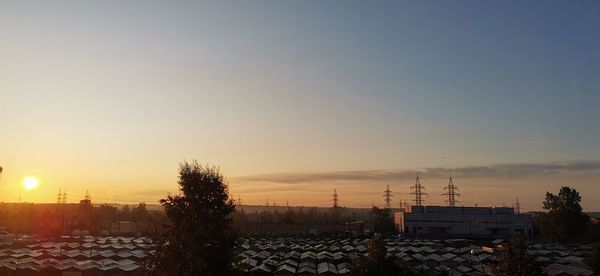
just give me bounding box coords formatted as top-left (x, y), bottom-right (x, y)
top-left (1, 1), bottom-right (599, 210)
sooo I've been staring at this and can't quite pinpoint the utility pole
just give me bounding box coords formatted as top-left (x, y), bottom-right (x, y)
top-left (57, 189), bottom-right (62, 204)
top-left (411, 171), bottom-right (427, 206)
top-left (398, 199), bottom-right (410, 211)
top-left (383, 185), bottom-right (393, 209)
top-left (333, 189), bottom-right (339, 208)
top-left (442, 176), bottom-right (460, 207)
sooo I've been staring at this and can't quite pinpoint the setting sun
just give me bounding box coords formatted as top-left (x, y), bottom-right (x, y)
top-left (22, 177), bottom-right (39, 191)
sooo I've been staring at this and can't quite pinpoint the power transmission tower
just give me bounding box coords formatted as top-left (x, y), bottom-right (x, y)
top-left (398, 199), bottom-right (410, 211)
top-left (442, 176), bottom-right (460, 207)
top-left (333, 189), bottom-right (339, 208)
top-left (515, 197), bottom-right (521, 214)
top-left (85, 190), bottom-right (91, 202)
top-left (237, 195), bottom-right (242, 205)
top-left (61, 190), bottom-right (67, 204)
top-left (57, 188), bottom-right (62, 204)
top-left (383, 185), bottom-right (393, 209)
top-left (410, 171), bottom-right (427, 206)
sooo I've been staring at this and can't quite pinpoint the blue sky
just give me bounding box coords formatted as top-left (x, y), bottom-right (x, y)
top-left (1, 1), bottom-right (599, 208)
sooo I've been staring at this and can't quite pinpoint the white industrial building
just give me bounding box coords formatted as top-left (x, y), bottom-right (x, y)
top-left (395, 206), bottom-right (533, 238)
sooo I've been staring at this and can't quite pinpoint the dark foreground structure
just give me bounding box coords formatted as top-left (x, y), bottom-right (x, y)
top-left (395, 206), bottom-right (533, 238)
top-left (234, 237), bottom-right (593, 275)
top-left (0, 235), bottom-right (593, 275)
top-left (0, 235), bottom-right (149, 276)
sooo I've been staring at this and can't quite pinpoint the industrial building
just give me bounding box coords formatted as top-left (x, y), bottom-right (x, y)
top-left (395, 205), bottom-right (533, 238)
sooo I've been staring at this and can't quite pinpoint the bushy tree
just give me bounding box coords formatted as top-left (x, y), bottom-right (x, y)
top-left (369, 207), bottom-right (395, 234)
top-left (76, 197), bottom-right (93, 231)
top-left (492, 236), bottom-right (544, 276)
top-left (149, 161), bottom-right (237, 276)
top-left (538, 186), bottom-right (589, 242)
top-left (587, 243), bottom-right (600, 275)
top-left (351, 235), bottom-right (419, 276)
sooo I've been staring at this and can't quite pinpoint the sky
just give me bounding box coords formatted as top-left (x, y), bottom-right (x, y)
top-left (1, 1), bottom-right (600, 210)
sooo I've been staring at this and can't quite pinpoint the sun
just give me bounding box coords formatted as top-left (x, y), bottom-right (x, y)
top-left (23, 177), bottom-right (39, 191)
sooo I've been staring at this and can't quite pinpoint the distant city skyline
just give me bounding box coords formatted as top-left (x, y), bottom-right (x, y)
top-left (1, 1), bottom-right (599, 210)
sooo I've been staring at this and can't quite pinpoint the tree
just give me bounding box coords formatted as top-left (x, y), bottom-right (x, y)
top-left (76, 196), bottom-right (93, 231)
top-left (538, 186), bottom-right (589, 241)
top-left (149, 161), bottom-right (237, 275)
top-left (96, 204), bottom-right (118, 231)
top-left (491, 236), bottom-right (544, 276)
top-left (587, 243), bottom-right (600, 275)
top-left (369, 207), bottom-right (395, 234)
top-left (351, 235), bottom-right (419, 276)
top-left (367, 235), bottom-right (386, 265)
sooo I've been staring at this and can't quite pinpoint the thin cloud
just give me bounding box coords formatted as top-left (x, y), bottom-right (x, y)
top-left (232, 161), bottom-right (600, 184)
top-left (235, 185), bottom-right (320, 194)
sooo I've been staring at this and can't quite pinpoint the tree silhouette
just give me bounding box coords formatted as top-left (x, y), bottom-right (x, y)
top-left (492, 236), bottom-right (544, 276)
top-left (149, 161), bottom-right (237, 275)
top-left (351, 235), bottom-right (419, 276)
top-left (587, 243), bottom-right (600, 275)
top-left (538, 186), bottom-right (589, 242)
top-left (369, 207), bottom-right (395, 234)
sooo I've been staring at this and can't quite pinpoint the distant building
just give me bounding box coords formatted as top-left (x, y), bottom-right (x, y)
top-left (111, 221), bottom-right (137, 234)
top-left (395, 205), bottom-right (533, 238)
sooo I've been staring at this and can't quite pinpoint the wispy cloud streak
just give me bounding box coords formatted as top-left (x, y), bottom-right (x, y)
top-left (233, 161), bottom-right (600, 184)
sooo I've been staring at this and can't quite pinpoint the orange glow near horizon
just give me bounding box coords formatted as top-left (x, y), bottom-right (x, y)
top-left (0, 169), bottom-right (598, 211)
